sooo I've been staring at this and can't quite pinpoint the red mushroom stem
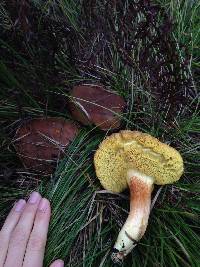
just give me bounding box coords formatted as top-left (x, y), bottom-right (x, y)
top-left (111, 170), bottom-right (154, 265)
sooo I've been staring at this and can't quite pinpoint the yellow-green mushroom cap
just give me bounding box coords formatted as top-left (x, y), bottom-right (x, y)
top-left (94, 130), bottom-right (184, 193)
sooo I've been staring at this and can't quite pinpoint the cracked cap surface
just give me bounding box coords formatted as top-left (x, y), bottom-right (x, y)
top-left (94, 130), bottom-right (184, 192)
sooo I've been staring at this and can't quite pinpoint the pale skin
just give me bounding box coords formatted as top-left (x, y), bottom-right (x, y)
top-left (0, 191), bottom-right (64, 267)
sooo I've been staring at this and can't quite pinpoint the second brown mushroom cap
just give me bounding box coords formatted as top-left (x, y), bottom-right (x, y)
top-left (13, 117), bottom-right (79, 174)
top-left (68, 84), bottom-right (126, 130)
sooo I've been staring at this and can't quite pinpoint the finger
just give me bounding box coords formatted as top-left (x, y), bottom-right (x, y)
top-left (0, 199), bottom-right (26, 266)
top-left (4, 192), bottom-right (42, 267)
top-left (23, 198), bottom-right (51, 267)
top-left (49, 259), bottom-right (64, 267)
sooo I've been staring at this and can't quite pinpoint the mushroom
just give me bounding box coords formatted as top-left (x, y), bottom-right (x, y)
top-left (68, 84), bottom-right (126, 130)
top-left (13, 117), bottom-right (79, 174)
top-left (94, 130), bottom-right (184, 264)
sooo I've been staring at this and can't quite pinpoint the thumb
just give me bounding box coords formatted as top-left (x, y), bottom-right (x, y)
top-left (49, 259), bottom-right (64, 267)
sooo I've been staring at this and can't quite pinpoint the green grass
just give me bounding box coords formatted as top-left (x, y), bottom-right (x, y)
top-left (0, 0), bottom-right (199, 266)
top-left (158, 0), bottom-right (200, 68)
top-left (39, 113), bottom-right (200, 267)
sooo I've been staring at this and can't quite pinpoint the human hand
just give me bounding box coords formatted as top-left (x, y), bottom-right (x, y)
top-left (0, 192), bottom-right (64, 267)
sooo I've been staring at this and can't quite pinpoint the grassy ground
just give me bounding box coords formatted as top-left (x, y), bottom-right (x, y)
top-left (0, 0), bottom-right (199, 266)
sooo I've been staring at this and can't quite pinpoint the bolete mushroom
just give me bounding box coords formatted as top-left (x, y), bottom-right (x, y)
top-left (68, 84), bottom-right (126, 130)
top-left (94, 130), bottom-right (184, 264)
top-left (13, 117), bottom-right (79, 174)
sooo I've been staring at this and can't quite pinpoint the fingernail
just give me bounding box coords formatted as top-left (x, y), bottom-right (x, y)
top-left (54, 260), bottom-right (64, 267)
top-left (28, 192), bottom-right (40, 204)
top-left (15, 199), bottom-right (26, 212)
top-left (38, 198), bottom-right (49, 212)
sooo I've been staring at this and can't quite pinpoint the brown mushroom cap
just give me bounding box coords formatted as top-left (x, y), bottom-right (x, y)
top-left (94, 130), bottom-right (184, 192)
top-left (68, 84), bottom-right (126, 130)
top-left (13, 117), bottom-right (79, 174)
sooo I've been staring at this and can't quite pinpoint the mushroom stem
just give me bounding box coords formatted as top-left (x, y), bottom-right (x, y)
top-left (111, 170), bottom-right (154, 265)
